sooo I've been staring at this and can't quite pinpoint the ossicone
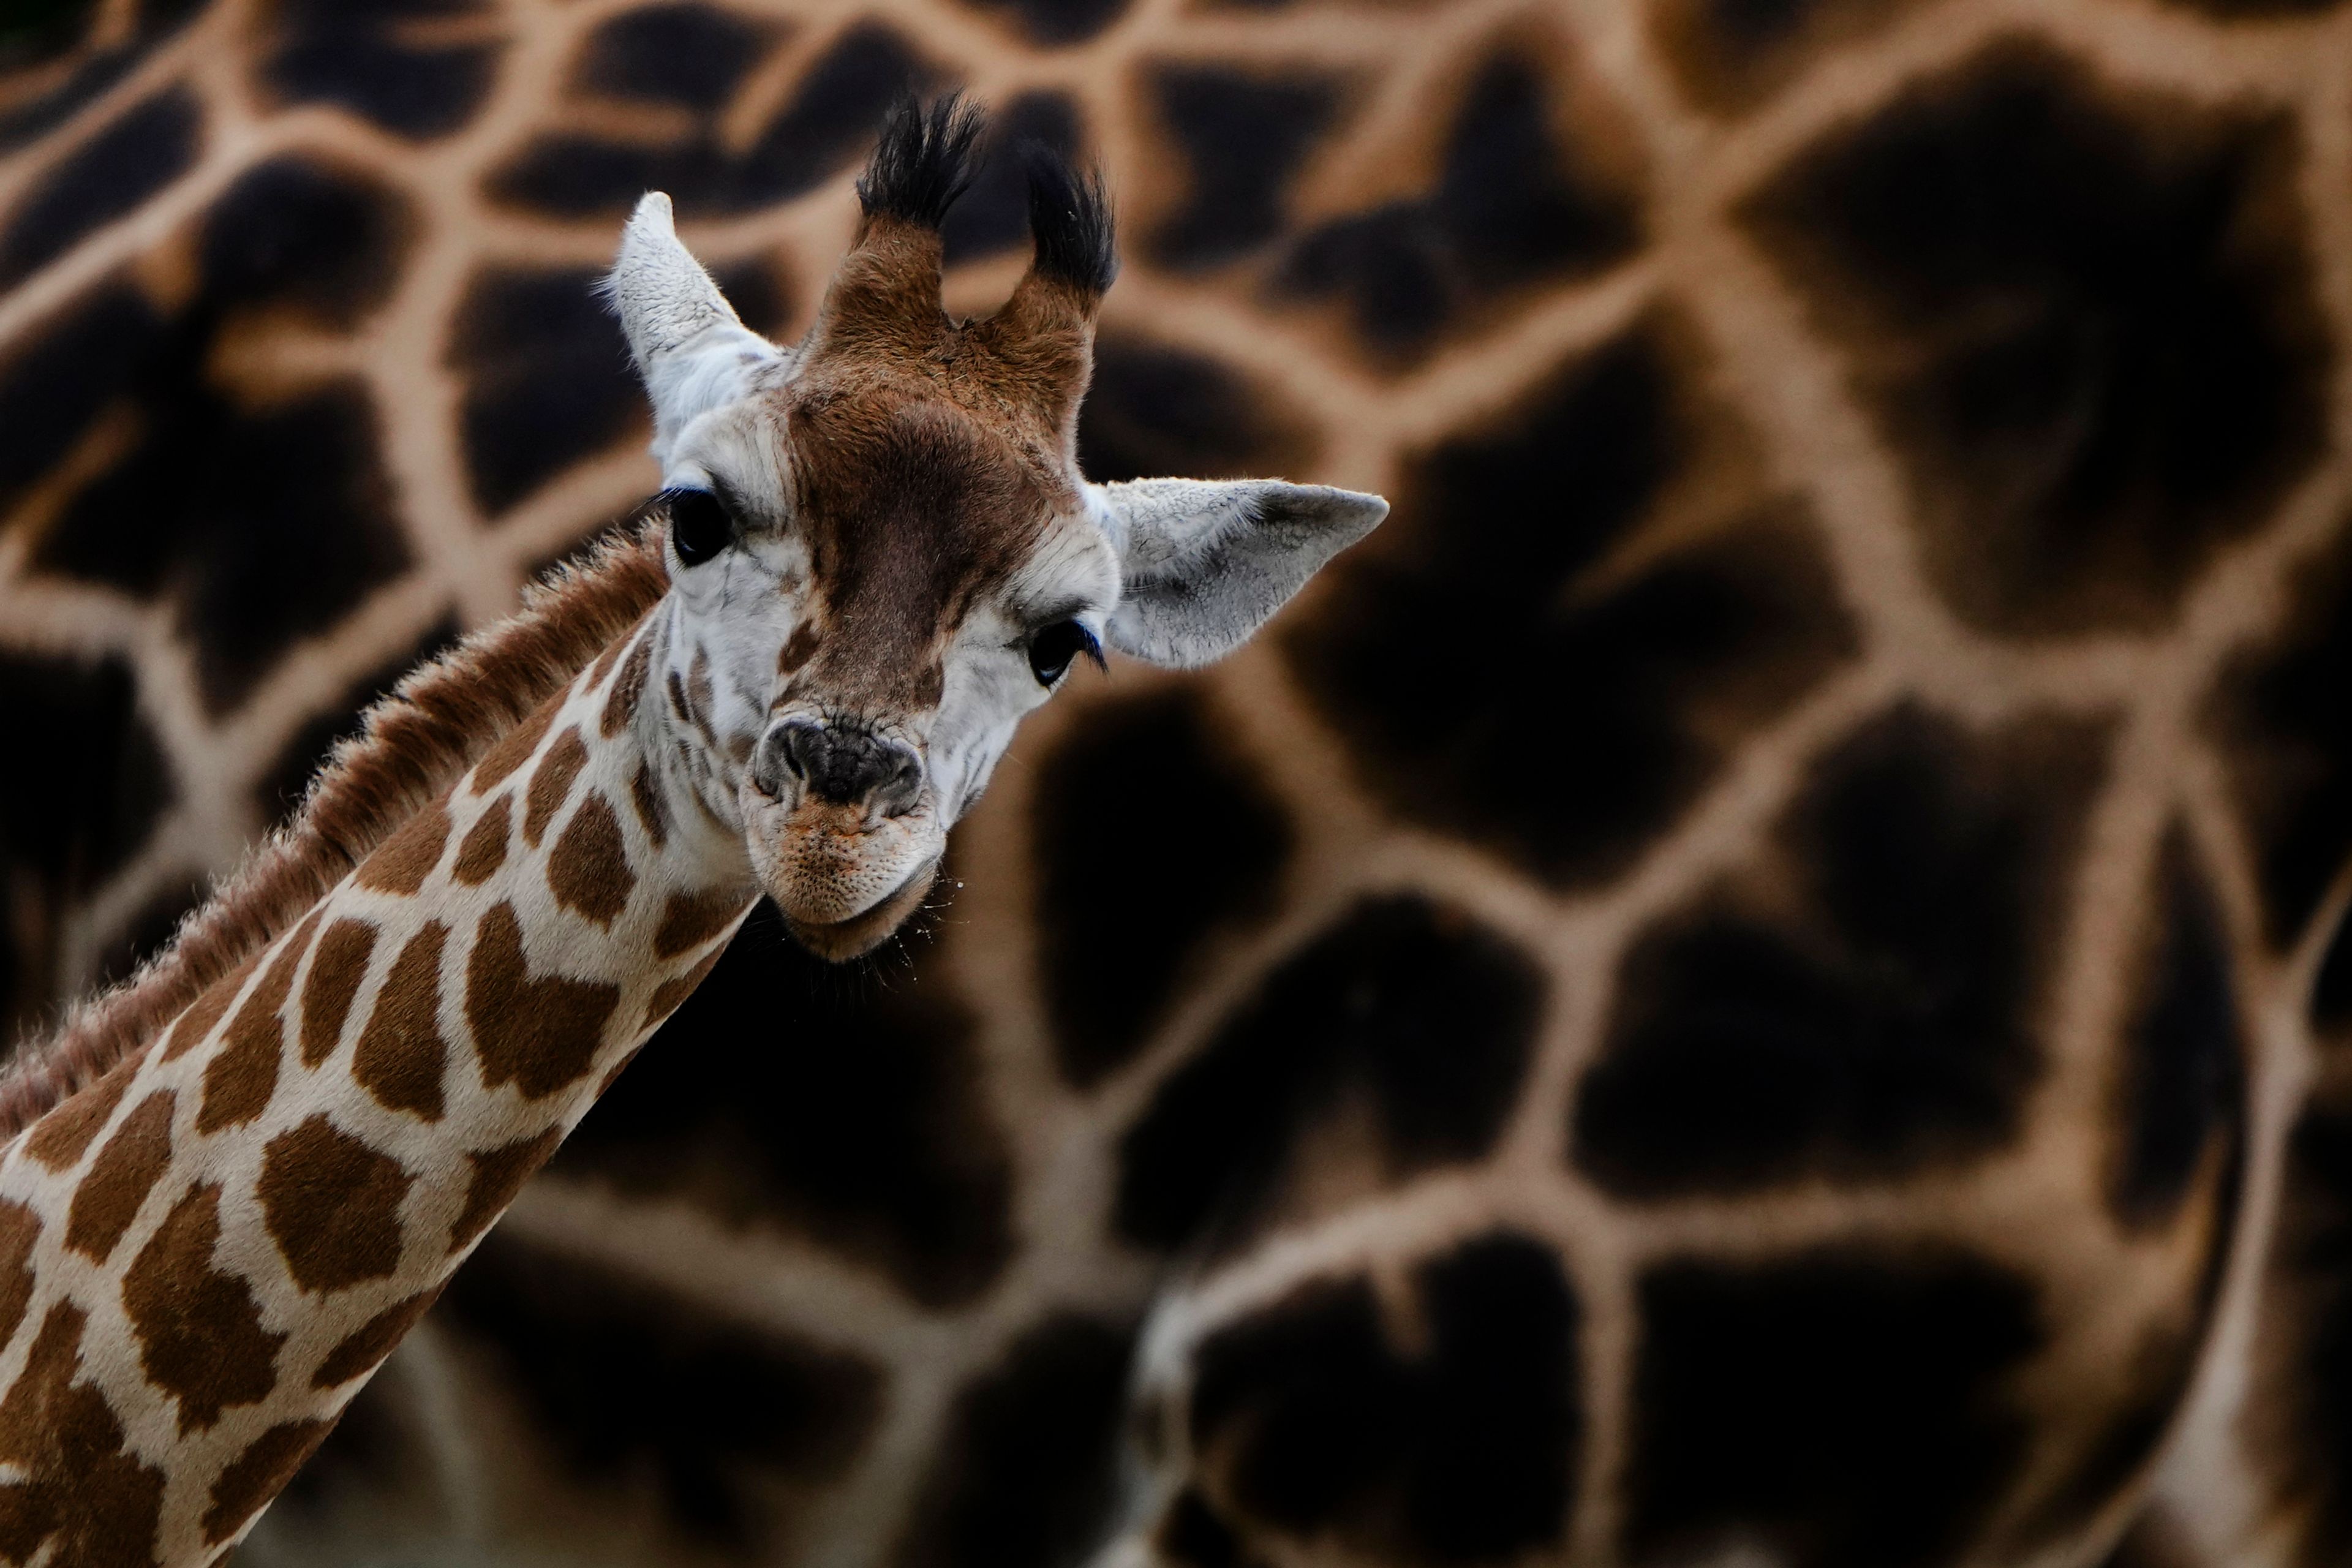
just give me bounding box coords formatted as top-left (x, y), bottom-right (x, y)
top-left (856, 92), bottom-right (986, 232)
top-left (1021, 141), bottom-right (1116, 298)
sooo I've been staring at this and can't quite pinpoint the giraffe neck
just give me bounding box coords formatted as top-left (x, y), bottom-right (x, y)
top-left (0, 603), bottom-right (756, 1567)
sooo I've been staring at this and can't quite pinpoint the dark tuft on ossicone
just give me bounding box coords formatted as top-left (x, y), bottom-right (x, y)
top-left (1024, 143), bottom-right (1117, 296)
top-left (858, 92), bottom-right (986, 230)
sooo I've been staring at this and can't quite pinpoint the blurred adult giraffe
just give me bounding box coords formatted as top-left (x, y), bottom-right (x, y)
top-left (3, 0), bottom-right (2352, 1566)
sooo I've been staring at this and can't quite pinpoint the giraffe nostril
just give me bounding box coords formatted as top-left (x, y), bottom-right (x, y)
top-left (774, 720), bottom-right (817, 782)
top-left (767, 720), bottom-right (923, 814)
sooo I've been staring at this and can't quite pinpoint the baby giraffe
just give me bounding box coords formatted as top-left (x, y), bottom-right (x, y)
top-left (0, 97), bottom-right (1384, 1566)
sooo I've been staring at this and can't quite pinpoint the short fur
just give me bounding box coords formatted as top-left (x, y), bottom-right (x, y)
top-left (0, 522), bottom-right (670, 1142)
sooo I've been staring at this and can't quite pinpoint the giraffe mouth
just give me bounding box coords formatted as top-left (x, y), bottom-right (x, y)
top-left (780, 858), bottom-right (940, 961)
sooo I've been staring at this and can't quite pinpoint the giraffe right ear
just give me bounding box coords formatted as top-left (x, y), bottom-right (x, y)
top-left (1095, 478), bottom-right (1388, 668)
top-left (606, 192), bottom-right (782, 470)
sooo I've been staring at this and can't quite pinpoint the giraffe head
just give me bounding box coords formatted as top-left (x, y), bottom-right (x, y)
top-left (606, 96), bottom-right (1386, 960)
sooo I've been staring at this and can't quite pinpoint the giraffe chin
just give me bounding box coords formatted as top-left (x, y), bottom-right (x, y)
top-left (779, 859), bottom-right (939, 960)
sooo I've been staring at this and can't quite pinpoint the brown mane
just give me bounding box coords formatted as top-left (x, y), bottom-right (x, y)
top-left (0, 519), bottom-right (671, 1142)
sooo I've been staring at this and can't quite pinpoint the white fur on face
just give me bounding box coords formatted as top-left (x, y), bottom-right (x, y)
top-left (647, 396), bottom-right (1121, 939)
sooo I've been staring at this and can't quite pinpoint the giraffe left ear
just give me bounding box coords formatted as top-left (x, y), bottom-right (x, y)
top-left (606, 192), bottom-right (781, 470)
top-left (1094, 478), bottom-right (1389, 668)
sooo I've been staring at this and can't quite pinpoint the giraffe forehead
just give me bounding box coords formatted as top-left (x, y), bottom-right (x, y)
top-left (758, 392), bottom-right (1068, 703)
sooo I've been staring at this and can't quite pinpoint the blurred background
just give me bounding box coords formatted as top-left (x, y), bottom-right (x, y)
top-left (4, 0), bottom-right (2352, 1564)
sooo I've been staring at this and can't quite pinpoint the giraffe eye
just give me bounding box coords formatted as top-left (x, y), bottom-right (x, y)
top-left (665, 488), bottom-right (733, 567)
top-left (1027, 619), bottom-right (1101, 687)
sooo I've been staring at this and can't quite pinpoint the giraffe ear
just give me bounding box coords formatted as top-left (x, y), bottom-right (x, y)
top-left (606, 192), bottom-right (781, 470)
top-left (1095, 478), bottom-right (1389, 668)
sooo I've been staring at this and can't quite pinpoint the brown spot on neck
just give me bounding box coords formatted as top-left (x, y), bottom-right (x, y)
top-left (602, 625), bottom-right (654, 739)
top-left (453, 795), bottom-right (512, 884)
top-left (523, 728), bottom-right (590, 848)
top-left (448, 1126), bottom-right (564, 1253)
top-left (124, 1183), bottom-right (287, 1433)
top-left (312, 1287), bottom-right (443, 1389)
top-left (258, 1115), bottom-right (412, 1292)
top-left (472, 698), bottom-right (559, 798)
top-left (199, 910), bottom-right (317, 1134)
top-left (162, 949), bottom-right (261, 1063)
top-left (0, 1303), bottom-right (167, 1566)
top-left (353, 797), bottom-right (451, 895)
top-left (629, 763), bottom-right (669, 850)
top-left (641, 944), bottom-right (726, 1032)
top-left (64, 1091), bottom-right (175, 1262)
top-left (548, 793), bottom-right (635, 925)
top-left (301, 919), bottom-right (377, 1068)
top-left (654, 887), bottom-right (752, 958)
top-left (202, 1420), bottom-right (334, 1546)
top-left (352, 922), bottom-right (450, 1121)
top-left (24, 1048), bottom-right (144, 1170)
top-left (0, 1204), bottom-right (36, 1348)
top-left (464, 902), bottom-right (621, 1099)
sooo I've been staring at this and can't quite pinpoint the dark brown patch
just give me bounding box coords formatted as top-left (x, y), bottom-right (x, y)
top-left (601, 627), bottom-right (652, 737)
top-left (630, 762), bottom-right (668, 850)
top-left (198, 911), bottom-right (315, 1134)
top-left (523, 728), bottom-right (590, 848)
top-left (452, 794), bottom-right (511, 884)
top-left (64, 1090), bottom-right (175, 1262)
top-left (897, 1314), bottom-right (1139, 1568)
top-left (1624, 1243), bottom-right (2041, 1568)
top-left (23, 1047), bottom-right (140, 1169)
top-left (1188, 1234), bottom-right (1582, 1563)
top-left (164, 949), bottom-right (260, 1061)
top-left (1287, 317), bottom-right (1856, 894)
top-left (470, 697), bottom-right (558, 797)
top-left (440, 1234), bottom-right (884, 1545)
top-left (1574, 706), bottom-right (2108, 1197)
top-left (1652, 0), bottom-right (1924, 115)
top-left (687, 651), bottom-right (718, 747)
top-left (641, 945), bottom-right (726, 1031)
top-left (0, 1203), bottom-right (36, 1347)
top-left (1743, 43), bottom-right (2328, 636)
top-left (123, 1183), bottom-right (287, 1432)
top-left (312, 1288), bottom-right (443, 1388)
top-left (560, 901), bottom-right (1012, 1308)
top-left (2109, 830), bottom-right (2244, 1230)
top-left (784, 397), bottom-right (1050, 714)
top-left (666, 663), bottom-right (723, 751)
top-left (300, 918), bottom-right (377, 1066)
top-left (352, 796), bottom-right (451, 895)
top-left (2209, 534), bottom-right (2352, 948)
top-left (203, 1419), bottom-right (335, 1545)
top-left (548, 792), bottom-right (634, 925)
top-left (465, 901), bottom-right (621, 1099)
top-left (449, 1126), bottom-right (564, 1253)
top-left (776, 620), bottom-right (820, 677)
top-left (0, 1303), bottom-right (167, 1567)
top-left (352, 922), bottom-right (449, 1121)
top-left (655, 887), bottom-right (750, 958)
top-left (1035, 690), bottom-right (1291, 1088)
top-left (258, 1114), bottom-right (413, 1292)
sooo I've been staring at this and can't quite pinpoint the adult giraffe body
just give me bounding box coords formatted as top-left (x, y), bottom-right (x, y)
top-left (0, 98), bottom-right (1381, 1567)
